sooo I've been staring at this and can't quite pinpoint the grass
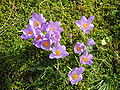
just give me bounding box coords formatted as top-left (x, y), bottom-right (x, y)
top-left (0, 0), bottom-right (120, 89)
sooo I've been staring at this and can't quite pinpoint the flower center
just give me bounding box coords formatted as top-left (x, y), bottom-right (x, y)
top-left (72, 74), bottom-right (78, 79)
top-left (28, 31), bottom-right (32, 35)
top-left (55, 50), bottom-right (61, 55)
top-left (76, 46), bottom-right (82, 51)
top-left (43, 41), bottom-right (49, 47)
top-left (50, 28), bottom-right (56, 31)
top-left (82, 57), bottom-right (89, 62)
top-left (82, 23), bottom-right (88, 28)
top-left (36, 35), bottom-right (42, 40)
top-left (34, 21), bottom-right (39, 26)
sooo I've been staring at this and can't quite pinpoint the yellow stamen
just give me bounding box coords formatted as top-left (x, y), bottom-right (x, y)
top-left (50, 28), bottom-right (56, 31)
top-left (43, 41), bottom-right (49, 47)
top-left (82, 57), bottom-right (89, 62)
top-left (34, 21), bottom-right (39, 26)
top-left (82, 23), bottom-right (88, 28)
top-left (76, 46), bottom-right (82, 51)
top-left (28, 31), bottom-right (32, 35)
top-left (72, 74), bottom-right (78, 79)
top-left (36, 35), bottom-right (41, 40)
top-left (55, 50), bottom-right (61, 55)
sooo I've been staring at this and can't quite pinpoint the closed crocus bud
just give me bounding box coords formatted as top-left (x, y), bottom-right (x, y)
top-left (87, 38), bottom-right (96, 46)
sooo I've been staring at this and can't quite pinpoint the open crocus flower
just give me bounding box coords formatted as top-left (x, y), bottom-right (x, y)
top-left (29, 12), bottom-right (46, 29)
top-left (49, 42), bottom-right (69, 59)
top-left (68, 67), bottom-right (84, 84)
top-left (46, 21), bottom-right (64, 34)
top-left (32, 33), bottom-right (45, 48)
top-left (74, 42), bottom-right (86, 53)
top-left (80, 51), bottom-right (93, 65)
top-left (20, 24), bottom-right (36, 39)
top-left (41, 38), bottom-right (52, 50)
top-left (75, 16), bottom-right (95, 33)
top-left (87, 38), bottom-right (96, 46)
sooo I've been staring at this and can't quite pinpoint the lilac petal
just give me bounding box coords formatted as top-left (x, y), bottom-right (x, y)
top-left (38, 14), bottom-right (46, 23)
top-left (84, 29), bottom-right (90, 34)
top-left (61, 51), bottom-right (69, 57)
top-left (86, 60), bottom-right (93, 65)
top-left (75, 21), bottom-right (81, 27)
top-left (54, 21), bottom-right (60, 27)
top-left (88, 54), bottom-right (93, 60)
top-left (58, 28), bottom-right (64, 33)
top-left (80, 16), bottom-right (87, 24)
top-left (32, 12), bottom-right (38, 20)
top-left (33, 41), bottom-right (41, 48)
top-left (78, 67), bottom-right (84, 74)
top-left (49, 53), bottom-right (55, 59)
top-left (87, 38), bottom-right (96, 46)
top-left (20, 35), bottom-right (28, 39)
top-left (88, 16), bottom-right (95, 24)
top-left (83, 51), bottom-right (89, 56)
top-left (86, 24), bottom-right (94, 31)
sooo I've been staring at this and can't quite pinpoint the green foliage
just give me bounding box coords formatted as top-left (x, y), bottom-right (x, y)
top-left (0, 0), bottom-right (119, 89)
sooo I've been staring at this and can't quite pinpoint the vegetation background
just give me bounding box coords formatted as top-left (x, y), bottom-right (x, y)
top-left (0, 0), bottom-right (120, 89)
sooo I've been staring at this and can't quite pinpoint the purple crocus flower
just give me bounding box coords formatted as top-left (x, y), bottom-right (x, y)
top-left (50, 32), bottom-right (61, 43)
top-left (32, 33), bottom-right (45, 48)
top-left (49, 42), bottom-right (69, 59)
top-left (74, 42), bottom-right (86, 53)
top-left (29, 12), bottom-right (46, 29)
top-left (75, 16), bottom-right (95, 33)
top-left (80, 51), bottom-right (93, 65)
top-left (46, 21), bottom-right (64, 34)
top-left (20, 24), bottom-right (36, 39)
top-left (68, 67), bottom-right (84, 84)
top-left (41, 38), bottom-right (52, 50)
top-left (87, 38), bottom-right (96, 46)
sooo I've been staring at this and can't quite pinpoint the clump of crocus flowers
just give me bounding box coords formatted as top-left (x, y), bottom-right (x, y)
top-left (21, 12), bottom-right (69, 59)
top-left (20, 12), bottom-right (96, 85)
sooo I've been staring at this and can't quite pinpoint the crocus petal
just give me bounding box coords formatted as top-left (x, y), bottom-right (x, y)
top-left (86, 60), bottom-right (93, 65)
top-left (32, 12), bottom-right (38, 20)
top-left (80, 16), bottom-right (87, 24)
top-left (78, 67), bottom-right (84, 74)
top-left (49, 53), bottom-right (55, 59)
top-left (86, 24), bottom-right (94, 31)
top-left (20, 35), bottom-right (29, 39)
top-left (88, 54), bottom-right (93, 60)
top-left (75, 21), bottom-right (81, 27)
top-left (88, 16), bottom-right (95, 24)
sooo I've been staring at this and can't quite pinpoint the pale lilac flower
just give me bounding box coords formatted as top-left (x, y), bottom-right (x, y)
top-left (46, 21), bottom-right (64, 34)
top-left (20, 24), bottom-right (36, 39)
top-left (32, 33), bottom-right (45, 48)
top-left (49, 42), bottom-right (69, 59)
top-left (74, 42), bottom-right (86, 53)
top-left (80, 51), bottom-right (93, 65)
top-left (29, 12), bottom-right (46, 29)
top-left (87, 38), bottom-right (96, 46)
top-left (41, 38), bottom-right (52, 50)
top-left (68, 67), bottom-right (84, 84)
top-left (75, 16), bottom-right (95, 33)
